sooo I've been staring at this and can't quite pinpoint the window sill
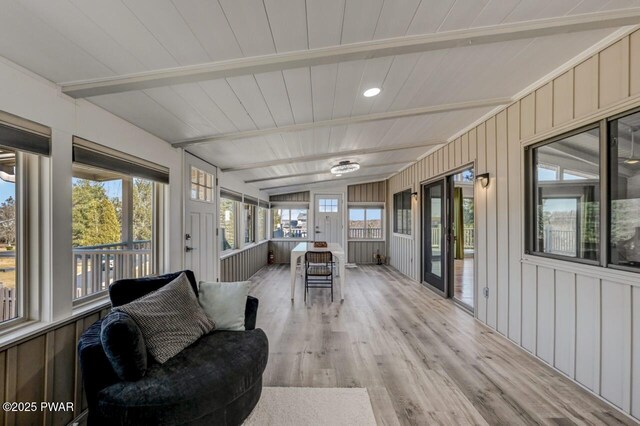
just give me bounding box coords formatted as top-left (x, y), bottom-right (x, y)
top-left (269, 238), bottom-right (310, 242)
top-left (72, 293), bottom-right (111, 315)
top-left (0, 299), bottom-right (109, 351)
top-left (348, 239), bottom-right (386, 242)
top-left (220, 240), bottom-right (269, 260)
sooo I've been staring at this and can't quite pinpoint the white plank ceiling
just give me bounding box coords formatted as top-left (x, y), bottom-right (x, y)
top-left (1, 0), bottom-right (640, 193)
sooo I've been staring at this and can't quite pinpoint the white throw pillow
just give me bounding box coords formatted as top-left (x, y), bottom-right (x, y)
top-left (198, 281), bottom-right (250, 331)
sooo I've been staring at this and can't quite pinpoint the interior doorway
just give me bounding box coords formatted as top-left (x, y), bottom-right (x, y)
top-left (421, 166), bottom-right (475, 312)
top-left (451, 168), bottom-right (475, 311)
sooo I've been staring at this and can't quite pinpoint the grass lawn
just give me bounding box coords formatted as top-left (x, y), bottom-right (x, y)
top-left (0, 257), bottom-right (16, 288)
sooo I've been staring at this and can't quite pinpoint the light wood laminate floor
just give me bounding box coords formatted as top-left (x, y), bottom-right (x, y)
top-left (249, 264), bottom-right (635, 425)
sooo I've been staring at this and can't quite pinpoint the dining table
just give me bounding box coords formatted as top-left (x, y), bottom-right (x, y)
top-left (290, 242), bottom-right (346, 301)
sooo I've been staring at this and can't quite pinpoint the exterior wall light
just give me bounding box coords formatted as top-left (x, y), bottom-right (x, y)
top-left (476, 172), bottom-right (490, 188)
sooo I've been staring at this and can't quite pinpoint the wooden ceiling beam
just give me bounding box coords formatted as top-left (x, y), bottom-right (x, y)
top-left (260, 173), bottom-right (393, 191)
top-left (173, 98), bottom-right (509, 147)
top-left (217, 140), bottom-right (443, 172)
top-left (61, 9), bottom-right (640, 98)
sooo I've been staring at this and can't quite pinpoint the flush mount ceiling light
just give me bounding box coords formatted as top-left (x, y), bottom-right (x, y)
top-left (363, 87), bottom-right (381, 97)
top-left (330, 160), bottom-right (360, 175)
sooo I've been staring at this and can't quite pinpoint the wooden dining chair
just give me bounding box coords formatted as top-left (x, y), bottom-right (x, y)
top-left (304, 251), bottom-right (334, 302)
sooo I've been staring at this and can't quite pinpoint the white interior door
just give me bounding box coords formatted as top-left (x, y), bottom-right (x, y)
top-left (184, 152), bottom-right (218, 282)
top-left (314, 194), bottom-right (343, 244)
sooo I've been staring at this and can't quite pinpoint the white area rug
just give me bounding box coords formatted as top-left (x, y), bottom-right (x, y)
top-left (244, 387), bottom-right (377, 426)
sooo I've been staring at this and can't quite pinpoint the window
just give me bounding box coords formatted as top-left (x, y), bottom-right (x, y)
top-left (528, 126), bottom-right (600, 261)
top-left (0, 149), bottom-right (17, 324)
top-left (349, 208), bottom-right (383, 239)
top-left (220, 198), bottom-right (237, 251)
top-left (72, 165), bottom-right (162, 299)
top-left (318, 198), bottom-right (338, 212)
top-left (0, 118), bottom-right (50, 327)
top-left (609, 110), bottom-right (640, 270)
top-left (257, 207), bottom-right (268, 241)
top-left (393, 189), bottom-right (412, 235)
top-left (272, 208), bottom-right (308, 238)
top-left (243, 204), bottom-right (255, 244)
top-left (190, 167), bottom-right (213, 202)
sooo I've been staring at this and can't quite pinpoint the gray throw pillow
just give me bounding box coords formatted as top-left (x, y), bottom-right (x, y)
top-left (114, 272), bottom-right (215, 363)
top-left (198, 281), bottom-right (250, 331)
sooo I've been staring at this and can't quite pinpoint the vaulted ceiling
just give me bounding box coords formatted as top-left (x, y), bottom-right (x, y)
top-left (2, 0), bottom-right (640, 193)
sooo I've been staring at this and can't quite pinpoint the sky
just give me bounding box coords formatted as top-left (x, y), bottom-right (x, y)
top-left (0, 180), bottom-right (14, 203)
top-left (72, 177), bottom-right (122, 200)
top-left (349, 208), bottom-right (381, 221)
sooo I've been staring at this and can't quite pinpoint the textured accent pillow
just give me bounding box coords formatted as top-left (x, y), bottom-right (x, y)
top-left (115, 272), bottom-right (215, 363)
top-left (100, 310), bottom-right (147, 381)
top-left (198, 281), bottom-right (250, 331)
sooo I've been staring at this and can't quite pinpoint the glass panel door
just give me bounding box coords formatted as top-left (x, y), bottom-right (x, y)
top-left (423, 180), bottom-right (446, 293)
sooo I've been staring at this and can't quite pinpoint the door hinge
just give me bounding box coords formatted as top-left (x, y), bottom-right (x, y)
top-left (483, 287), bottom-right (489, 298)
top-left (216, 178), bottom-right (219, 186)
top-left (216, 228), bottom-right (219, 236)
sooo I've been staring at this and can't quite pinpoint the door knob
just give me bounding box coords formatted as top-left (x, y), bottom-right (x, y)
top-left (185, 246), bottom-right (196, 252)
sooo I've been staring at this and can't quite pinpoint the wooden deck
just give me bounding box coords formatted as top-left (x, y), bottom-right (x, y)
top-left (250, 264), bottom-right (635, 425)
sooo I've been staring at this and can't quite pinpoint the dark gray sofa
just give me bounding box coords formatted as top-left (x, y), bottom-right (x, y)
top-left (78, 270), bottom-right (268, 426)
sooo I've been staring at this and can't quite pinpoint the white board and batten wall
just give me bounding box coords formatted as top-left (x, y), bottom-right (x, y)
top-left (386, 29), bottom-right (640, 420)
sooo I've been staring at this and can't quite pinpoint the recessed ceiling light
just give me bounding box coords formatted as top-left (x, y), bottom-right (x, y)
top-left (335, 174), bottom-right (342, 177)
top-left (363, 87), bottom-right (381, 97)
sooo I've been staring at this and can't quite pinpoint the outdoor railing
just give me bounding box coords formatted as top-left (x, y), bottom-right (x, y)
top-left (73, 240), bottom-right (152, 299)
top-left (349, 228), bottom-right (383, 239)
top-left (0, 241), bottom-right (153, 318)
top-left (431, 226), bottom-right (475, 249)
top-left (0, 284), bottom-right (16, 322)
top-left (543, 229), bottom-right (576, 256)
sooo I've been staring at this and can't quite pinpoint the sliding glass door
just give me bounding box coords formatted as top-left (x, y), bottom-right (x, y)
top-left (422, 179), bottom-right (446, 294)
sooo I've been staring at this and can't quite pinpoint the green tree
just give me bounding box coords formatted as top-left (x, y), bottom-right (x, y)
top-left (0, 196), bottom-right (15, 245)
top-left (72, 180), bottom-right (121, 247)
top-left (133, 178), bottom-right (153, 241)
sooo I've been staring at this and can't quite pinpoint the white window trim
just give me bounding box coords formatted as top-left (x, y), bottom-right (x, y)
top-left (270, 206), bottom-right (309, 240)
top-left (0, 151), bottom-right (46, 335)
top-left (347, 205), bottom-right (385, 242)
top-left (393, 187), bottom-right (413, 236)
top-left (219, 198), bottom-right (239, 255)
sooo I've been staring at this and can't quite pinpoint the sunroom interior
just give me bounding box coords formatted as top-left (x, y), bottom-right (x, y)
top-left (0, 2), bottom-right (640, 425)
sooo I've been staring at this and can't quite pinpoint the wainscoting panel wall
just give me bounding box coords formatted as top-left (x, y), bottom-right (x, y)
top-left (347, 181), bottom-right (386, 264)
top-left (268, 240), bottom-right (308, 264)
top-left (386, 29), bottom-right (640, 421)
top-left (219, 241), bottom-right (269, 282)
top-left (0, 305), bottom-right (110, 426)
top-left (269, 191), bottom-right (310, 202)
top-left (347, 181), bottom-right (386, 203)
top-left (347, 241), bottom-right (386, 264)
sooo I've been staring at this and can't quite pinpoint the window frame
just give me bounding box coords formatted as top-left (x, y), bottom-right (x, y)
top-left (190, 166), bottom-right (214, 203)
top-left (0, 151), bottom-right (26, 331)
top-left (0, 146), bottom-right (49, 332)
top-left (606, 106), bottom-right (640, 274)
top-left (393, 189), bottom-right (412, 236)
top-left (219, 197), bottom-right (238, 253)
top-left (524, 114), bottom-right (640, 275)
top-left (257, 206), bottom-right (268, 242)
top-left (348, 205), bottom-right (385, 241)
top-left (271, 206), bottom-right (309, 240)
top-left (525, 122), bottom-right (603, 266)
top-left (70, 167), bottom-right (165, 305)
top-left (243, 203), bottom-right (256, 245)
